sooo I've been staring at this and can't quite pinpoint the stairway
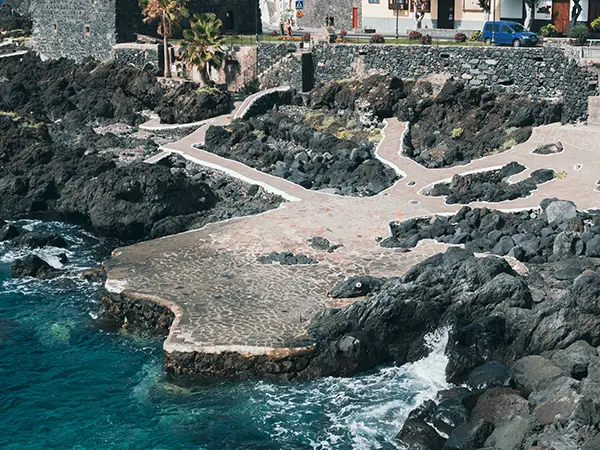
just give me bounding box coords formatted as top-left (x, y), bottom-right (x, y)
top-left (588, 96), bottom-right (600, 125)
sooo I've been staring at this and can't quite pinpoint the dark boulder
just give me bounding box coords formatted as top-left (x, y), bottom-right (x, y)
top-left (443, 419), bottom-right (494, 450)
top-left (510, 355), bottom-right (565, 396)
top-left (10, 231), bottom-right (69, 249)
top-left (310, 74), bottom-right (406, 120)
top-left (466, 362), bottom-right (510, 390)
top-left (550, 340), bottom-right (597, 380)
top-left (56, 163), bottom-right (217, 241)
top-left (0, 223), bottom-right (22, 241)
top-left (431, 397), bottom-right (470, 436)
top-left (257, 251), bottom-right (317, 265)
top-left (471, 387), bottom-right (529, 427)
top-left (397, 418), bottom-right (445, 450)
top-left (330, 275), bottom-right (387, 298)
top-left (156, 84), bottom-right (232, 124)
top-left (10, 254), bottom-right (59, 279)
top-left (309, 236), bottom-right (343, 253)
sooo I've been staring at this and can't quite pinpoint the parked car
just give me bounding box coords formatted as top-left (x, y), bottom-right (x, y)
top-left (482, 21), bottom-right (539, 47)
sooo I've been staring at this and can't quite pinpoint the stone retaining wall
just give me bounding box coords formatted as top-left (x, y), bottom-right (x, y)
top-left (257, 42), bottom-right (598, 121)
top-left (257, 42), bottom-right (304, 91)
top-left (111, 43), bottom-right (160, 72)
top-left (100, 290), bottom-right (174, 335)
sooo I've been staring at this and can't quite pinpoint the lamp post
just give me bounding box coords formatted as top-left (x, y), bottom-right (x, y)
top-left (396, 0), bottom-right (399, 40)
top-left (256, 0), bottom-right (259, 44)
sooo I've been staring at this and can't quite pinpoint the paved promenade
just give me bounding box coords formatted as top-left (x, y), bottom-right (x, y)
top-left (104, 88), bottom-right (600, 357)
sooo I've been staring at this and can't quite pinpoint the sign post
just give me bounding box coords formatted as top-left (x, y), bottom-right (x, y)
top-left (295, 0), bottom-right (304, 9)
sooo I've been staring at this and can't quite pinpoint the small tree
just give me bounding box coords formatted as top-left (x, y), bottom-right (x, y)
top-left (140, 0), bottom-right (189, 78)
top-left (524, 0), bottom-right (537, 30)
top-left (180, 13), bottom-right (226, 86)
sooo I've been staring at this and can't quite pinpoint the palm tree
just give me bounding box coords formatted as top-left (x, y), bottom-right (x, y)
top-left (139, 0), bottom-right (189, 78)
top-left (180, 13), bottom-right (226, 86)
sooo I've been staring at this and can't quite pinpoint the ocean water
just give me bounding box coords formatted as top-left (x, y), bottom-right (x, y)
top-left (0, 221), bottom-right (449, 450)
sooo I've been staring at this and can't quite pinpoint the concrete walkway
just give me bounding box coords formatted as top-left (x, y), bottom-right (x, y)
top-left (105, 89), bottom-right (600, 358)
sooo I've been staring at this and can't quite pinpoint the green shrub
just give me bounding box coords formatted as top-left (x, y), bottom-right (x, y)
top-left (469, 30), bottom-right (482, 41)
top-left (541, 24), bottom-right (558, 37)
top-left (592, 17), bottom-right (600, 32)
top-left (568, 25), bottom-right (590, 45)
top-left (451, 127), bottom-right (464, 138)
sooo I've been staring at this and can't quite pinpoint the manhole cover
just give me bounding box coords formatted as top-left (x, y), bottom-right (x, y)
top-left (409, 200), bottom-right (420, 205)
top-left (574, 164), bottom-right (583, 171)
top-left (407, 181), bottom-right (416, 187)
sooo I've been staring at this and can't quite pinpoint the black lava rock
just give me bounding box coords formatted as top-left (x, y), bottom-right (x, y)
top-left (257, 251), bottom-right (317, 265)
top-left (10, 254), bottom-right (59, 279)
top-left (330, 275), bottom-right (388, 298)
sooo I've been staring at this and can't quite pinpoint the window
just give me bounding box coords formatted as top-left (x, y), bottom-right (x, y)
top-left (501, 25), bottom-right (513, 33)
top-left (368, 0), bottom-right (380, 2)
top-left (410, 0), bottom-right (431, 13)
top-left (84, 25), bottom-right (91, 36)
top-left (388, 0), bottom-right (408, 9)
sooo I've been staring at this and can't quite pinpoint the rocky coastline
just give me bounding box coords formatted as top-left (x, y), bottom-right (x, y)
top-left (3, 50), bottom-right (599, 448)
top-left (116, 198), bottom-right (600, 448)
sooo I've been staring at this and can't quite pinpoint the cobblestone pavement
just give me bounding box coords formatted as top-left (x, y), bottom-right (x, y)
top-left (105, 89), bottom-right (600, 356)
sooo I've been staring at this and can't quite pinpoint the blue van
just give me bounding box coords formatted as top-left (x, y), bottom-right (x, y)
top-left (482, 21), bottom-right (539, 47)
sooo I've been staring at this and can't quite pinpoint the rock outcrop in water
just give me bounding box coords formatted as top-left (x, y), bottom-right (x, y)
top-left (10, 254), bottom-right (59, 279)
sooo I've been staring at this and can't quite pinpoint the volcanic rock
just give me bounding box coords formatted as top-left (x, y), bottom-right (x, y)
top-left (10, 254), bottom-right (58, 279)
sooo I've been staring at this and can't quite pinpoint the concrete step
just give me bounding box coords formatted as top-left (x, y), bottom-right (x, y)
top-left (588, 97), bottom-right (600, 125)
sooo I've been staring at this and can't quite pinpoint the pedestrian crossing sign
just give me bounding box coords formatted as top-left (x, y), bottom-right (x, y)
top-left (295, 0), bottom-right (304, 9)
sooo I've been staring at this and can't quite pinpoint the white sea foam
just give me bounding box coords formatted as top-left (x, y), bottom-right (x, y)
top-left (252, 327), bottom-right (451, 450)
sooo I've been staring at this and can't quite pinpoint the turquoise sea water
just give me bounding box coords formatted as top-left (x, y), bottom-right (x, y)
top-left (0, 221), bottom-right (449, 450)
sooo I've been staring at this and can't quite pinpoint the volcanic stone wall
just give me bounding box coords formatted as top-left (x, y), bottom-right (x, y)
top-left (33, 0), bottom-right (260, 61)
top-left (257, 43), bottom-right (598, 121)
top-left (112, 44), bottom-right (161, 73)
top-left (34, 0), bottom-right (118, 61)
